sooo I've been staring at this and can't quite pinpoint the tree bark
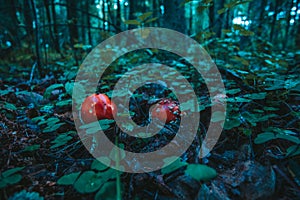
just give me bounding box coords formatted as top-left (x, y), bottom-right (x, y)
top-left (30, 0), bottom-right (42, 76)
top-left (283, 0), bottom-right (294, 49)
top-left (270, 0), bottom-right (279, 42)
top-left (163, 0), bottom-right (186, 33)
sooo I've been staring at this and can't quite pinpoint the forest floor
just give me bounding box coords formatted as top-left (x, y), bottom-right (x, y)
top-left (0, 49), bottom-right (300, 200)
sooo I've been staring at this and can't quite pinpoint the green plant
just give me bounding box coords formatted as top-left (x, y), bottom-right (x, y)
top-left (0, 167), bottom-right (24, 189)
top-left (8, 190), bottom-right (44, 200)
top-left (161, 157), bottom-right (217, 181)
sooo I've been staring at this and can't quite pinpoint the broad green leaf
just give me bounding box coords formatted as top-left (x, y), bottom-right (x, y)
top-left (91, 158), bottom-right (110, 171)
top-left (74, 171), bottom-right (103, 193)
top-left (95, 181), bottom-right (118, 200)
top-left (65, 81), bottom-right (74, 96)
top-left (2, 167), bottom-right (24, 178)
top-left (277, 134), bottom-right (300, 144)
top-left (0, 180), bottom-right (6, 188)
top-left (57, 172), bottom-right (81, 185)
top-left (162, 157), bottom-right (187, 174)
top-left (224, 118), bottom-right (241, 130)
top-left (255, 132), bottom-right (300, 144)
top-left (3, 174), bottom-right (22, 184)
top-left (2, 174), bottom-right (22, 184)
top-left (185, 164), bottom-right (217, 181)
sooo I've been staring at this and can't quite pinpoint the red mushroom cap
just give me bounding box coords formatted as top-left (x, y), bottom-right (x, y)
top-left (151, 99), bottom-right (181, 123)
top-left (80, 94), bottom-right (117, 123)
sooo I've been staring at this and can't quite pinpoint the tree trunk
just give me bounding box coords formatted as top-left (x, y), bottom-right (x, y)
top-left (270, 0), bottom-right (279, 42)
top-left (50, 0), bottom-right (62, 56)
top-left (86, 0), bottom-right (92, 45)
top-left (116, 0), bottom-right (121, 31)
top-left (214, 0), bottom-right (225, 37)
top-left (30, 0), bottom-right (42, 76)
top-left (66, 0), bottom-right (79, 65)
top-left (283, 0), bottom-right (294, 49)
top-left (163, 0), bottom-right (186, 33)
top-left (257, 0), bottom-right (267, 37)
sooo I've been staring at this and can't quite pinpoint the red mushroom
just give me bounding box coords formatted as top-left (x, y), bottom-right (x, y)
top-left (80, 94), bottom-right (117, 123)
top-left (150, 99), bottom-right (181, 123)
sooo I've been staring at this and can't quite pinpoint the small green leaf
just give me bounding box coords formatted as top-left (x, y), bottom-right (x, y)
top-left (56, 99), bottom-right (72, 107)
top-left (144, 17), bottom-right (158, 24)
top-left (51, 134), bottom-right (73, 149)
top-left (287, 145), bottom-right (300, 157)
top-left (226, 88), bottom-right (241, 95)
top-left (217, 8), bottom-right (227, 15)
top-left (124, 20), bottom-right (141, 25)
top-left (65, 82), bottom-right (74, 96)
top-left (57, 172), bottom-right (81, 185)
top-left (224, 118), bottom-right (241, 130)
top-left (185, 164), bottom-right (217, 181)
top-left (2, 167), bottom-right (24, 178)
top-left (3, 102), bottom-right (17, 111)
top-left (44, 84), bottom-right (64, 98)
top-left (0, 90), bottom-right (10, 96)
top-left (43, 123), bottom-right (65, 133)
top-left (244, 92), bottom-right (267, 99)
top-left (138, 12), bottom-right (153, 21)
top-left (74, 171), bottom-right (103, 194)
top-left (23, 144), bottom-right (40, 152)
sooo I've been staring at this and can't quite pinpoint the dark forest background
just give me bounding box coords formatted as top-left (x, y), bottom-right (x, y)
top-left (1, 0), bottom-right (299, 67)
top-left (0, 0), bottom-right (299, 200)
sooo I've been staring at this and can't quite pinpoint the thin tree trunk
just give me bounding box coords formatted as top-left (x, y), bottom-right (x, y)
top-left (66, 0), bottom-right (79, 65)
top-left (116, 0), bottom-right (121, 31)
top-left (270, 0), bottom-right (279, 42)
top-left (283, 0), bottom-right (294, 49)
top-left (163, 0), bottom-right (186, 33)
top-left (86, 0), bottom-right (92, 45)
top-left (102, 0), bottom-right (106, 30)
top-left (30, 0), bottom-right (42, 76)
top-left (43, 0), bottom-right (61, 54)
top-left (50, 0), bottom-right (62, 57)
top-left (257, 0), bottom-right (267, 37)
top-left (209, 1), bottom-right (214, 31)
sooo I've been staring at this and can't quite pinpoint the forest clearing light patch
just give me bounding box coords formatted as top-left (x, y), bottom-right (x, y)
top-left (72, 27), bottom-right (226, 173)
